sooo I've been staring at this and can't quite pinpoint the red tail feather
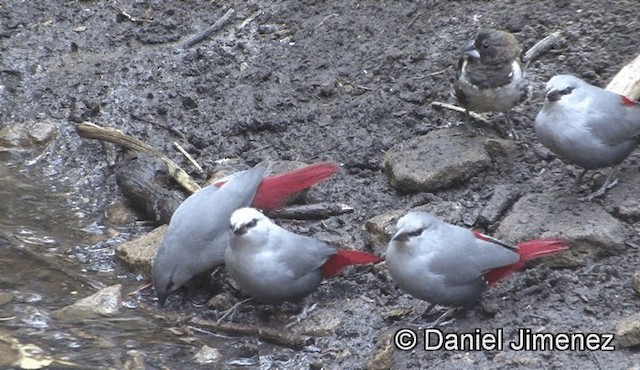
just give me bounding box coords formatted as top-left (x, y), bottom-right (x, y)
top-left (621, 95), bottom-right (640, 107)
top-left (252, 162), bottom-right (338, 211)
top-left (485, 239), bottom-right (568, 286)
top-left (321, 250), bottom-right (381, 278)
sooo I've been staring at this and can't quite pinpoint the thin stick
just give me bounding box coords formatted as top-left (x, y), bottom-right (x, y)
top-left (316, 14), bottom-right (338, 28)
top-left (75, 121), bottom-right (201, 194)
top-left (173, 142), bottom-right (203, 173)
top-left (523, 31), bottom-right (562, 64)
top-left (268, 203), bottom-right (354, 220)
top-left (190, 317), bottom-right (313, 349)
top-left (237, 10), bottom-right (262, 30)
top-left (431, 101), bottom-right (491, 124)
top-left (110, 3), bottom-right (153, 23)
top-left (181, 9), bottom-right (236, 49)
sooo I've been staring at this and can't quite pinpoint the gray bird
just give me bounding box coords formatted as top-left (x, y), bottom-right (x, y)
top-left (225, 207), bottom-right (380, 304)
top-left (386, 211), bottom-right (567, 325)
top-left (152, 162), bottom-right (340, 305)
top-left (152, 166), bottom-right (266, 305)
top-left (454, 29), bottom-right (530, 139)
top-left (535, 74), bottom-right (640, 199)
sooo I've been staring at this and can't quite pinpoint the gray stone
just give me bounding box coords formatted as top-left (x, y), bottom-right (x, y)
top-left (633, 271), bottom-right (640, 296)
top-left (496, 191), bottom-right (629, 267)
top-left (51, 285), bottom-right (122, 321)
top-left (616, 313), bottom-right (640, 347)
top-left (383, 127), bottom-right (505, 192)
top-left (476, 185), bottom-right (521, 228)
top-left (0, 120), bottom-right (58, 148)
top-left (0, 292), bottom-right (13, 306)
top-left (115, 225), bottom-right (167, 275)
top-left (193, 345), bottom-right (222, 364)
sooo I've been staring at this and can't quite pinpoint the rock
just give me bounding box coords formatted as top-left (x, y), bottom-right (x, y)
top-left (193, 345), bottom-right (222, 364)
top-left (633, 271), bottom-right (640, 295)
top-left (367, 329), bottom-right (395, 370)
top-left (476, 185), bottom-right (521, 229)
top-left (365, 202), bottom-right (466, 255)
top-left (115, 225), bottom-right (167, 275)
top-left (364, 210), bottom-right (404, 255)
top-left (51, 285), bottom-right (122, 321)
top-left (383, 127), bottom-right (502, 192)
top-left (616, 313), bottom-right (640, 347)
top-left (496, 191), bottom-right (629, 267)
top-left (298, 306), bottom-right (344, 337)
top-left (107, 201), bottom-right (136, 227)
top-left (0, 120), bottom-right (58, 148)
top-left (0, 292), bottom-right (13, 306)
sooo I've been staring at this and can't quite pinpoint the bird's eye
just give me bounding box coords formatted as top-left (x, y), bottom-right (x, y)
top-left (560, 87), bottom-right (574, 95)
top-left (406, 228), bottom-right (423, 238)
top-left (480, 41), bottom-right (489, 49)
top-left (246, 218), bottom-right (258, 228)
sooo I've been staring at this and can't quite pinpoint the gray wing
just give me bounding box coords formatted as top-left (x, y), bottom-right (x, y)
top-left (427, 223), bottom-right (519, 285)
top-left (587, 89), bottom-right (640, 145)
top-left (157, 166), bottom-right (266, 275)
top-left (270, 229), bottom-right (336, 279)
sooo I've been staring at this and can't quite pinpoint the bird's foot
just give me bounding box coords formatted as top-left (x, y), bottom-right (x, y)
top-left (216, 298), bottom-right (252, 323)
top-left (580, 177), bottom-right (618, 202)
top-left (503, 111), bottom-right (519, 141)
top-left (285, 302), bottom-right (318, 329)
top-left (404, 307), bottom-right (459, 329)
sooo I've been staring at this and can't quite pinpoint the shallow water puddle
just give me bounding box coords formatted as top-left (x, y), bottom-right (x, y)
top-left (0, 154), bottom-right (304, 368)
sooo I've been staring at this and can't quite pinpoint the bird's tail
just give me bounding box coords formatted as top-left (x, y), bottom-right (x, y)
top-left (486, 239), bottom-right (568, 286)
top-left (322, 250), bottom-right (381, 278)
top-left (252, 162), bottom-right (338, 211)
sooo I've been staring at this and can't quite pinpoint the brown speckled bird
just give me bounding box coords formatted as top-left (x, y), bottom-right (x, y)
top-left (454, 29), bottom-right (530, 139)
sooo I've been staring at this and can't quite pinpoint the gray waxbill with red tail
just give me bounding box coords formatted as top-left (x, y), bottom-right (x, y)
top-left (454, 29), bottom-right (530, 139)
top-left (535, 74), bottom-right (640, 199)
top-left (152, 162), bottom-right (339, 305)
top-left (225, 207), bottom-right (381, 304)
top-left (386, 211), bottom-right (568, 324)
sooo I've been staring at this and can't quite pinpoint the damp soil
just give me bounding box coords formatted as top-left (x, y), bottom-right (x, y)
top-left (2, 1), bottom-right (640, 369)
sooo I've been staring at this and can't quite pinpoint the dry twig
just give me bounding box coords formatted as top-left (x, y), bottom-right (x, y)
top-left (75, 121), bottom-right (201, 194)
top-left (431, 101), bottom-right (491, 124)
top-left (173, 142), bottom-right (203, 173)
top-left (523, 31), bottom-right (562, 64)
top-left (181, 9), bottom-right (236, 49)
top-left (269, 203), bottom-right (354, 220)
top-left (190, 317), bottom-right (314, 349)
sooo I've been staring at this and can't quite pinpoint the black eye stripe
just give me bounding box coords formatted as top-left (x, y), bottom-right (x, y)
top-left (246, 218), bottom-right (258, 228)
top-left (560, 87), bottom-right (574, 95)
top-left (407, 228), bottom-right (423, 237)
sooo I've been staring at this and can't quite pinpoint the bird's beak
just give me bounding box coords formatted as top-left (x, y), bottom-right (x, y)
top-left (463, 40), bottom-right (480, 59)
top-left (545, 89), bottom-right (562, 102)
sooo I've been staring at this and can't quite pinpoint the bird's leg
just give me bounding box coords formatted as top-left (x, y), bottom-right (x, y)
top-left (569, 169), bottom-right (589, 192)
top-left (405, 304), bottom-right (459, 329)
top-left (411, 307), bottom-right (460, 330)
top-left (285, 300), bottom-right (319, 329)
top-left (427, 307), bottom-right (460, 328)
top-left (581, 166), bottom-right (619, 201)
top-left (503, 111), bottom-right (519, 140)
top-left (216, 298), bottom-right (252, 323)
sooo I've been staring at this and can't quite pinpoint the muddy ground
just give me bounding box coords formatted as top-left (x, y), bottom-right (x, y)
top-left (2, 0), bottom-right (640, 369)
